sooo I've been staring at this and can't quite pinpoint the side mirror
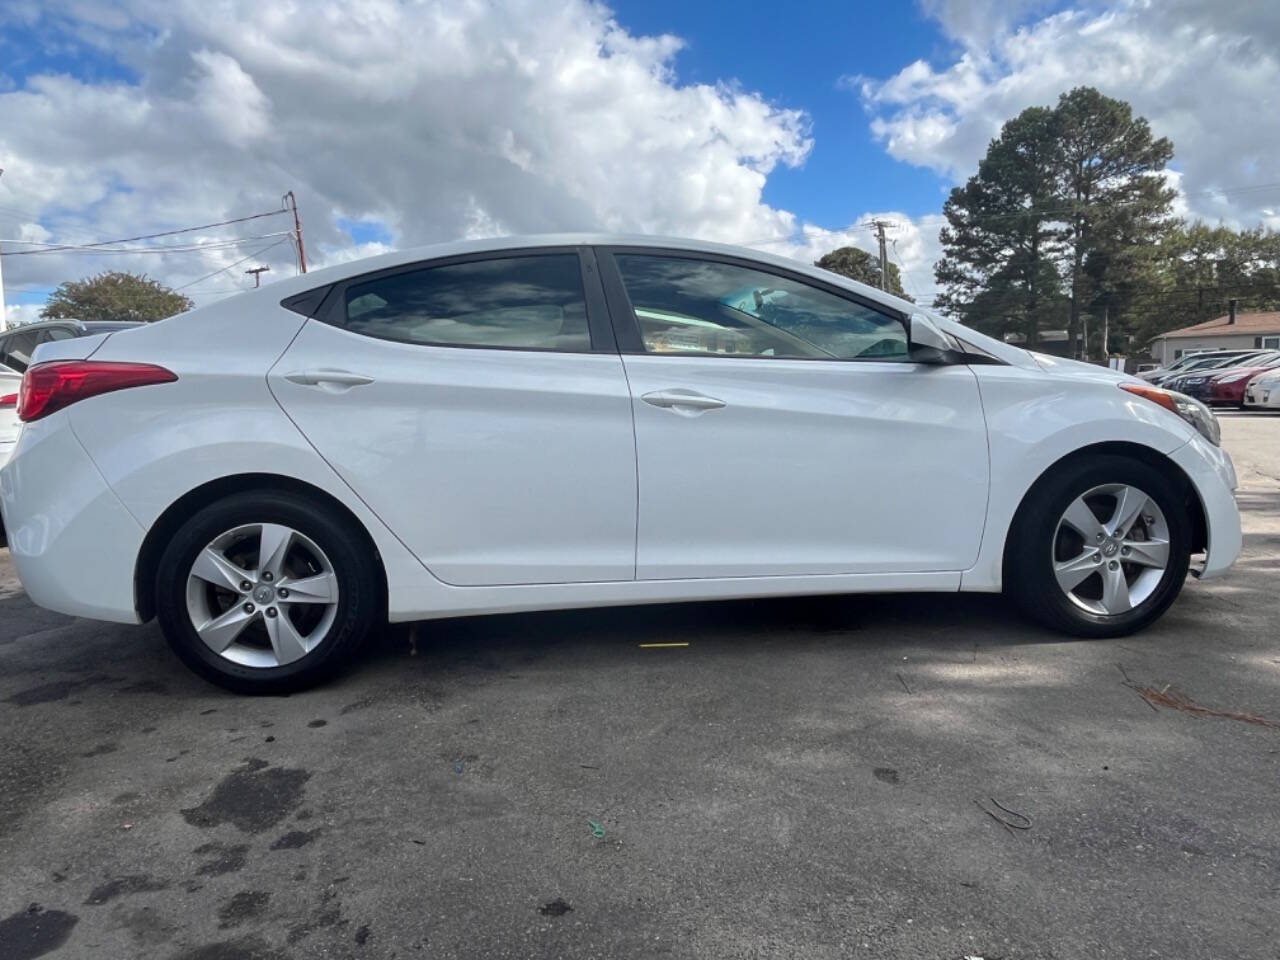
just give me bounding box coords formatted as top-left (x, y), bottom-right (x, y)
top-left (908, 313), bottom-right (963, 365)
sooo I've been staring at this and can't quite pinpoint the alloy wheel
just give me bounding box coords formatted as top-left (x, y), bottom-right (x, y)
top-left (1052, 483), bottom-right (1171, 617)
top-left (185, 523), bottom-right (339, 668)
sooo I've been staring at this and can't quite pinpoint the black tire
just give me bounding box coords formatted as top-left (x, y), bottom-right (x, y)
top-left (1004, 455), bottom-right (1192, 637)
top-left (155, 491), bottom-right (381, 694)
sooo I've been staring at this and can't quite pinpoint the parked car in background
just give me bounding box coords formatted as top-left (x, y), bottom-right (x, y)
top-left (1244, 369), bottom-right (1280, 410)
top-left (1141, 349), bottom-right (1263, 385)
top-left (1166, 352), bottom-right (1271, 397)
top-left (0, 366), bottom-right (19, 472)
top-left (1207, 354), bottom-right (1280, 408)
top-left (0, 320), bottom-right (143, 470)
top-left (0, 235), bottom-right (1241, 693)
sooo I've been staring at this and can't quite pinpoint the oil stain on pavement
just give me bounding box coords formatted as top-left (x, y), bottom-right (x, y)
top-left (180, 759), bottom-right (311, 833)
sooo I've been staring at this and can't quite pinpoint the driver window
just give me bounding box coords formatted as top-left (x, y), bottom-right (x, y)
top-left (614, 254), bottom-right (908, 360)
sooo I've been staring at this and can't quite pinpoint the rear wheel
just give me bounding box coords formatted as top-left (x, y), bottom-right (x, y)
top-left (1005, 455), bottom-right (1191, 637)
top-left (155, 491), bottom-right (380, 693)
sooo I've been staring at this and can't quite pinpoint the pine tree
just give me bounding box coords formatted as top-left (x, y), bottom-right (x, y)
top-left (1052, 87), bottom-right (1175, 354)
top-left (933, 106), bottom-right (1067, 345)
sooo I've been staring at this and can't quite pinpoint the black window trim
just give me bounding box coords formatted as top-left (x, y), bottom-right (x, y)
top-left (593, 245), bottom-right (914, 362)
top-left (293, 246), bottom-right (617, 355)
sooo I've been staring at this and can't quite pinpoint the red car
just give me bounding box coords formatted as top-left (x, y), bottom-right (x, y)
top-left (1209, 356), bottom-right (1280, 407)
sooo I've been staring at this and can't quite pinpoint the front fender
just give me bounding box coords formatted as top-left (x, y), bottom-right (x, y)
top-left (961, 365), bottom-right (1197, 591)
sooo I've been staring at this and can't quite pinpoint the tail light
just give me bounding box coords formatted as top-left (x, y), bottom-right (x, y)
top-left (18, 360), bottom-right (177, 423)
top-left (0, 393), bottom-right (16, 408)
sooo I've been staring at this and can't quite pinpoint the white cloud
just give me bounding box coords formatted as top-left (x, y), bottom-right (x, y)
top-left (3, 303), bottom-right (42, 327)
top-left (0, 0), bottom-right (816, 306)
top-left (861, 0), bottom-right (1280, 232)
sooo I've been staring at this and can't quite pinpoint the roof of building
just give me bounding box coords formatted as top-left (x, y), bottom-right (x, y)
top-left (1157, 311), bottom-right (1280, 339)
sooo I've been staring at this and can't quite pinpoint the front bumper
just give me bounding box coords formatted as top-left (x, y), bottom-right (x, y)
top-left (1169, 436), bottom-right (1241, 581)
top-left (0, 412), bottom-right (144, 623)
top-left (1244, 384), bottom-right (1280, 408)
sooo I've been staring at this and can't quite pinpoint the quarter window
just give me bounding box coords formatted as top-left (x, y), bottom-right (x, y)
top-left (614, 255), bottom-right (908, 360)
top-left (0, 331), bottom-right (39, 373)
top-left (342, 254), bottom-right (591, 352)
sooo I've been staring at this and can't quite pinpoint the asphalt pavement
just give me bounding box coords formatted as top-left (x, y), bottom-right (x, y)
top-left (1, 415), bottom-right (1278, 960)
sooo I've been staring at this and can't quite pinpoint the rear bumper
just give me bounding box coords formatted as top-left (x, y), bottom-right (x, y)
top-left (1169, 436), bottom-right (1241, 582)
top-left (0, 413), bottom-right (144, 623)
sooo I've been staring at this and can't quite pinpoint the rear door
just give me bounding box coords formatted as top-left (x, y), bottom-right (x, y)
top-left (269, 247), bottom-right (638, 586)
top-left (597, 247), bottom-right (990, 580)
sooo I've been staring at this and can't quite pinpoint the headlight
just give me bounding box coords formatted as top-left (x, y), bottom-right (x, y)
top-left (1120, 383), bottom-right (1220, 446)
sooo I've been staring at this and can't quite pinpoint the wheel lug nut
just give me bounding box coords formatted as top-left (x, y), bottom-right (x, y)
top-left (243, 602), bottom-right (255, 614)
top-left (1093, 554), bottom-right (1102, 564)
top-left (277, 588), bottom-right (289, 598)
top-left (1121, 546), bottom-right (1130, 556)
top-left (1095, 533), bottom-right (1104, 542)
top-left (266, 607), bottom-right (278, 618)
top-left (1108, 561), bottom-right (1119, 570)
top-left (262, 571), bottom-right (274, 582)
top-left (240, 580), bottom-right (252, 592)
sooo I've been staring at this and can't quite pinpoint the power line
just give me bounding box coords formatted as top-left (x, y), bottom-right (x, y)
top-left (176, 237), bottom-right (293, 291)
top-left (0, 232), bottom-right (293, 256)
top-left (0, 207), bottom-right (292, 256)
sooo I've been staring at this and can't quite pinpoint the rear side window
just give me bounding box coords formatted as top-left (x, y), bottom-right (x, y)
top-left (0, 331), bottom-right (39, 373)
top-left (341, 254), bottom-right (591, 352)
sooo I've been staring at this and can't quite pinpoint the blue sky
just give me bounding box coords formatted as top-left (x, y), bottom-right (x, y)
top-left (611, 0), bottom-right (953, 226)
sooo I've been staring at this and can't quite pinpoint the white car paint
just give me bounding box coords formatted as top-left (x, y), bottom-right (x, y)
top-left (0, 233), bottom-right (1242, 633)
top-left (1244, 369), bottom-right (1280, 409)
top-left (268, 319), bottom-right (638, 585)
top-left (619, 354), bottom-right (989, 578)
top-left (0, 364), bottom-right (20, 469)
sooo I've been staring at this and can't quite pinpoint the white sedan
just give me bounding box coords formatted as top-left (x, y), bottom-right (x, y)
top-left (0, 236), bottom-right (1241, 693)
top-left (1244, 369), bottom-right (1280, 409)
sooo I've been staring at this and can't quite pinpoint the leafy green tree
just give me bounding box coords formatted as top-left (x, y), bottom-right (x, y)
top-left (41, 271), bottom-right (193, 323)
top-left (1125, 223), bottom-right (1280, 345)
top-left (933, 106), bottom-right (1068, 345)
top-left (814, 246), bottom-right (913, 301)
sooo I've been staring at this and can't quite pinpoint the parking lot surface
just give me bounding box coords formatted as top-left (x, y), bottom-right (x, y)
top-left (2, 415), bottom-right (1278, 960)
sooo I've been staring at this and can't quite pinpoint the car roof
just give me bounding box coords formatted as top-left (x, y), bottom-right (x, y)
top-left (0, 319), bottom-right (83, 336)
top-left (263, 232), bottom-right (919, 317)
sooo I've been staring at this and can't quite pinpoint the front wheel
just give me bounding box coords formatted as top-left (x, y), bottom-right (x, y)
top-left (154, 491), bottom-right (381, 694)
top-left (1005, 455), bottom-right (1192, 637)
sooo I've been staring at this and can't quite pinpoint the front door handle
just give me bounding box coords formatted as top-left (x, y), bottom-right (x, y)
top-left (284, 369), bottom-right (375, 388)
top-left (641, 389), bottom-right (726, 413)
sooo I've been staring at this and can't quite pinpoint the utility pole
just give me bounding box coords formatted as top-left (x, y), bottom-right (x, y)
top-left (245, 265), bottom-right (270, 288)
top-left (284, 190), bottom-right (307, 274)
top-left (1102, 305), bottom-right (1109, 364)
top-left (871, 220), bottom-right (890, 291)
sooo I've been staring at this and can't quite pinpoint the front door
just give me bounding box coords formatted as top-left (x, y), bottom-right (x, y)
top-left (269, 249), bottom-right (637, 586)
top-left (597, 249), bottom-right (990, 580)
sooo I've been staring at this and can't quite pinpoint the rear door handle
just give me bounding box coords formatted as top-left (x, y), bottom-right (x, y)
top-left (641, 389), bottom-right (726, 413)
top-left (284, 369), bottom-right (375, 388)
